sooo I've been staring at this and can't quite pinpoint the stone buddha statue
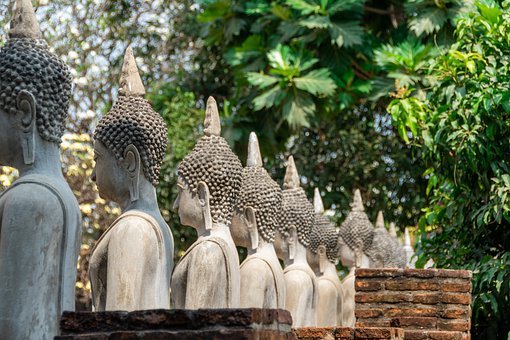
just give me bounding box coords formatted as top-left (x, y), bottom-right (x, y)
top-left (365, 211), bottom-right (405, 269)
top-left (0, 1), bottom-right (82, 338)
top-left (171, 97), bottom-right (243, 309)
top-left (231, 132), bottom-right (285, 309)
top-left (337, 189), bottom-right (373, 328)
top-left (88, 47), bottom-right (173, 311)
top-left (403, 227), bottom-right (416, 268)
top-left (307, 188), bottom-right (343, 327)
top-left (274, 155), bottom-right (318, 327)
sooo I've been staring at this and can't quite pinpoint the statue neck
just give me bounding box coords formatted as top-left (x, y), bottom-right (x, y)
top-left (196, 221), bottom-right (229, 239)
top-left (322, 261), bottom-right (338, 277)
top-left (17, 141), bottom-right (63, 179)
top-left (248, 237), bottom-right (274, 256)
top-left (284, 241), bottom-right (308, 267)
top-left (121, 179), bottom-right (158, 214)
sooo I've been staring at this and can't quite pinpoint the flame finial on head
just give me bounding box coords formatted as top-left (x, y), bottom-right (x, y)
top-left (351, 189), bottom-right (364, 212)
top-left (118, 46), bottom-right (146, 97)
top-left (314, 188), bottom-right (324, 214)
top-left (404, 227), bottom-right (411, 247)
top-left (246, 132), bottom-right (263, 167)
top-left (283, 155), bottom-right (300, 189)
top-left (389, 222), bottom-right (397, 238)
top-left (9, 0), bottom-right (42, 39)
top-left (376, 211), bottom-right (385, 229)
top-left (204, 96), bottom-right (221, 136)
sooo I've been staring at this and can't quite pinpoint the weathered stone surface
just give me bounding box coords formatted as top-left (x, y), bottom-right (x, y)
top-left (384, 308), bottom-right (437, 318)
top-left (293, 327), bottom-right (404, 340)
top-left (354, 327), bottom-right (404, 339)
top-left (355, 268), bottom-right (404, 278)
top-left (384, 279), bottom-right (440, 291)
top-left (440, 293), bottom-right (471, 305)
top-left (355, 281), bottom-right (382, 291)
top-left (404, 330), bottom-right (467, 340)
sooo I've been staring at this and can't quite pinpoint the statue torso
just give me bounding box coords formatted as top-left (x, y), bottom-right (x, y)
top-left (0, 173), bottom-right (81, 340)
top-left (171, 227), bottom-right (240, 309)
top-left (341, 270), bottom-right (356, 327)
top-left (283, 261), bottom-right (319, 327)
top-left (239, 248), bottom-right (285, 309)
top-left (317, 272), bottom-right (343, 326)
top-left (88, 210), bottom-right (172, 311)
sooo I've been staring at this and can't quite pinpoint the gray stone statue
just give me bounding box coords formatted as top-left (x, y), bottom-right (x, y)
top-left (307, 188), bottom-right (343, 327)
top-left (337, 189), bottom-right (373, 328)
top-left (172, 97), bottom-right (242, 308)
top-left (365, 211), bottom-right (405, 269)
top-left (274, 156), bottom-right (318, 327)
top-left (231, 132), bottom-right (285, 309)
top-left (88, 47), bottom-right (173, 311)
top-left (0, 1), bottom-right (82, 338)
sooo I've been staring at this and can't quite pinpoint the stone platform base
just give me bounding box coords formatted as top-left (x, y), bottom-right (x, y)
top-left (56, 308), bottom-right (293, 339)
top-left (294, 327), bottom-right (404, 339)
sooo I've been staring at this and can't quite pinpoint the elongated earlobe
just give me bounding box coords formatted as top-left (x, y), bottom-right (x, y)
top-left (16, 90), bottom-right (36, 165)
top-left (123, 144), bottom-right (140, 202)
top-left (318, 245), bottom-right (327, 274)
top-left (289, 226), bottom-right (297, 261)
top-left (198, 181), bottom-right (212, 230)
top-left (245, 206), bottom-right (258, 250)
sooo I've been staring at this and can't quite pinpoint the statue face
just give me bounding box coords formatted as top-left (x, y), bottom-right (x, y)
top-left (173, 178), bottom-right (204, 229)
top-left (231, 210), bottom-right (250, 248)
top-left (338, 238), bottom-right (355, 268)
top-left (0, 108), bottom-right (20, 166)
top-left (273, 229), bottom-right (289, 260)
top-left (91, 140), bottom-right (128, 203)
top-left (306, 248), bottom-right (320, 272)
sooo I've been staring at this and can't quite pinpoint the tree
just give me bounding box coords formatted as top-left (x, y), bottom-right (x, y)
top-left (387, 1), bottom-right (510, 337)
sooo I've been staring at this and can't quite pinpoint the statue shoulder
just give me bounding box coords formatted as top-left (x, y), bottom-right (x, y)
top-left (3, 181), bottom-right (63, 218)
top-left (285, 268), bottom-right (313, 286)
top-left (110, 215), bottom-right (160, 243)
top-left (189, 238), bottom-right (225, 260)
top-left (318, 278), bottom-right (338, 295)
top-left (241, 257), bottom-right (271, 277)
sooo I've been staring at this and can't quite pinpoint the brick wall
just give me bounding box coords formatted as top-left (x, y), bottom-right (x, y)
top-left (355, 268), bottom-right (472, 340)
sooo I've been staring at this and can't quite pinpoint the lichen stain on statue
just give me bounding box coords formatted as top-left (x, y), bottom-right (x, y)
top-left (171, 96), bottom-right (242, 309)
top-left (88, 46), bottom-right (173, 311)
top-left (307, 188), bottom-right (344, 327)
top-left (230, 132), bottom-right (286, 309)
top-left (273, 155), bottom-right (318, 327)
top-left (0, 0), bottom-right (81, 338)
top-left (337, 189), bottom-right (373, 328)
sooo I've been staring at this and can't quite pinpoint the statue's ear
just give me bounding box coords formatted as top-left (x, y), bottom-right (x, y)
top-left (288, 225), bottom-right (297, 261)
top-left (198, 181), bottom-right (212, 230)
top-left (244, 206), bottom-right (258, 250)
top-left (123, 144), bottom-right (141, 202)
top-left (16, 90), bottom-right (36, 165)
top-left (318, 245), bottom-right (327, 273)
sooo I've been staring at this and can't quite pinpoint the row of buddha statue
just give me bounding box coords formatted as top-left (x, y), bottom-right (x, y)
top-left (0, 1), bottom-right (413, 339)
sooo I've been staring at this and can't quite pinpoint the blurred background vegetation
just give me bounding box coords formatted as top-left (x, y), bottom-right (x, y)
top-left (1, 0), bottom-right (509, 337)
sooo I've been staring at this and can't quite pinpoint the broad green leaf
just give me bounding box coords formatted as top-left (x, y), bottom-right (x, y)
top-left (329, 21), bottom-right (363, 47)
top-left (224, 17), bottom-right (247, 42)
top-left (294, 68), bottom-right (337, 96)
top-left (271, 4), bottom-right (292, 20)
top-left (252, 85), bottom-right (284, 111)
top-left (408, 7), bottom-right (447, 36)
top-left (246, 72), bottom-right (279, 89)
top-left (285, 0), bottom-right (320, 15)
top-left (282, 92), bottom-right (315, 127)
top-left (299, 15), bottom-right (331, 29)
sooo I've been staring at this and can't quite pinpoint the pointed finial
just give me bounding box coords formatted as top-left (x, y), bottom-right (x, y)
top-left (314, 188), bottom-right (324, 214)
top-left (389, 222), bottom-right (397, 238)
top-left (204, 96), bottom-right (221, 136)
top-left (404, 227), bottom-right (411, 247)
top-left (118, 46), bottom-right (146, 97)
top-left (375, 211), bottom-right (385, 229)
top-left (283, 155), bottom-right (300, 189)
top-left (9, 0), bottom-right (43, 39)
top-left (246, 132), bottom-right (263, 167)
top-left (351, 189), bottom-right (364, 212)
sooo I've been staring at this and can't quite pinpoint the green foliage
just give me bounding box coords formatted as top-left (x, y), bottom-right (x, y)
top-left (388, 1), bottom-right (510, 337)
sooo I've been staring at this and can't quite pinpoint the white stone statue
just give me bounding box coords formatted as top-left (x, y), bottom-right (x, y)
top-left (0, 1), bottom-right (82, 338)
top-left (307, 188), bottom-right (343, 326)
top-left (231, 132), bottom-right (285, 309)
top-left (171, 97), bottom-right (243, 308)
top-left (365, 211), bottom-right (406, 269)
top-left (88, 47), bottom-right (173, 311)
top-left (403, 227), bottom-right (416, 268)
top-left (273, 156), bottom-right (318, 327)
top-left (337, 189), bottom-right (373, 328)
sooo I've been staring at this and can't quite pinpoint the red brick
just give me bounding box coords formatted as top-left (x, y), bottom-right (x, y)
top-left (412, 292), bottom-right (441, 304)
top-left (334, 327), bottom-right (354, 339)
top-left (355, 309), bottom-right (383, 318)
top-left (436, 269), bottom-right (472, 279)
top-left (385, 279), bottom-right (440, 291)
top-left (355, 268), bottom-right (404, 278)
top-left (441, 282), bottom-right (471, 293)
top-left (355, 319), bottom-right (393, 328)
top-left (398, 317), bottom-right (437, 329)
top-left (384, 308), bottom-right (437, 318)
top-left (404, 269), bottom-right (438, 278)
top-left (354, 327), bottom-right (404, 339)
top-left (293, 327), bottom-right (334, 339)
top-left (404, 330), bottom-right (465, 340)
top-left (437, 319), bottom-right (470, 332)
top-left (439, 308), bottom-right (469, 319)
top-left (355, 280), bottom-right (383, 291)
top-left (356, 292), bottom-right (411, 304)
top-left (441, 293), bottom-right (471, 305)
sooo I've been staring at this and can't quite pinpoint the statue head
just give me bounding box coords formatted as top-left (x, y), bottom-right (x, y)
top-left (0, 0), bottom-right (72, 166)
top-left (337, 189), bottom-right (374, 268)
top-left (274, 155), bottom-right (314, 261)
top-left (231, 132), bottom-right (282, 250)
top-left (364, 211), bottom-right (394, 267)
top-left (92, 47), bottom-right (168, 204)
top-left (307, 188), bottom-right (339, 273)
top-left (174, 97), bottom-right (243, 230)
